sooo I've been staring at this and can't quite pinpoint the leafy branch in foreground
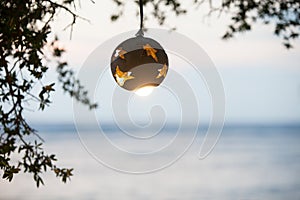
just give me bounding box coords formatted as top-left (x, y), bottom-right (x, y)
top-left (111, 0), bottom-right (300, 48)
top-left (0, 0), bottom-right (96, 187)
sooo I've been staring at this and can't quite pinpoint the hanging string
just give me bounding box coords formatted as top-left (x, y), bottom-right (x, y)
top-left (136, 0), bottom-right (144, 36)
top-left (139, 0), bottom-right (143, 30)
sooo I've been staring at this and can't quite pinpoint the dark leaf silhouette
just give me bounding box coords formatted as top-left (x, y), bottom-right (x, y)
top-left (0, 0), bottom-right (96, 187)
top-left (111, 0), bottom-right (300, 48)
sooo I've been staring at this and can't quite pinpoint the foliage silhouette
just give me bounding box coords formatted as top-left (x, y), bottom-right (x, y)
top-left (0, 0), bottom-right (96, 187)
top-left (111, 0), bottom-right (300, 48)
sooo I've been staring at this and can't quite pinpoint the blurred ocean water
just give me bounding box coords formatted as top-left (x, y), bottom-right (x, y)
top-left (0, 125), bottom-right (300, 200)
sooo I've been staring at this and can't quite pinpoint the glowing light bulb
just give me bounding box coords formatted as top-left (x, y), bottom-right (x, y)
top-left (135, 86), bottom-right (154, 97)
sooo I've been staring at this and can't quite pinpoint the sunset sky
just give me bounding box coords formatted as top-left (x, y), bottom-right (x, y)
top-left (25, 0), bottom-right (300, 125)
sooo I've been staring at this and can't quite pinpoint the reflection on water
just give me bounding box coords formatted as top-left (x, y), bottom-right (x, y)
top-left (0, 126), bottom-right (300, 200)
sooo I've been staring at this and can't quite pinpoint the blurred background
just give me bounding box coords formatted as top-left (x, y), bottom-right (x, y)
top-left (0, 0), bottom-right (299, 199)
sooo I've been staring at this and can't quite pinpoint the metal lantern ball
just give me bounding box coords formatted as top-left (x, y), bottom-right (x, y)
top-left (111, 36), bottom-right (169, 91)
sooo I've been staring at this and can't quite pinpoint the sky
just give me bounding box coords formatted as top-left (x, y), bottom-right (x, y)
top-left (25, 0), bottom-right (300, 125)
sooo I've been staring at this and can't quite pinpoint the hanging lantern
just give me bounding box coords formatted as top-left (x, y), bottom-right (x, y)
top-left (110, 0), bottom-right (169, 93)
top-left (111, 36), bottom-right (169, 91)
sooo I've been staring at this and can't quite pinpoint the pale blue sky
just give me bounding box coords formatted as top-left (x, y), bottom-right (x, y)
top-left (25, 0), bottom-right (300, 125)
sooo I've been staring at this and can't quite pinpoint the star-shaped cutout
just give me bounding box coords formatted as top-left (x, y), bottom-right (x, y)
top-left (143, 44), bottom-right (158, 62)
top-left (156, 64), bottom-right (168, 79)
top-left (114, 65), bottom-right (134, 86)
top-left (114, 47), bottom-right (127, 60)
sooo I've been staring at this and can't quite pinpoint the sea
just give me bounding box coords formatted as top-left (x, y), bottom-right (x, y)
top-left (0, 124), bottom-right (300, 200)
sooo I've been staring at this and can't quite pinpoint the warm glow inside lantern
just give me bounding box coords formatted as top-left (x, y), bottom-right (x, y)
top-left (111, 35), bottom-right (169, 92)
